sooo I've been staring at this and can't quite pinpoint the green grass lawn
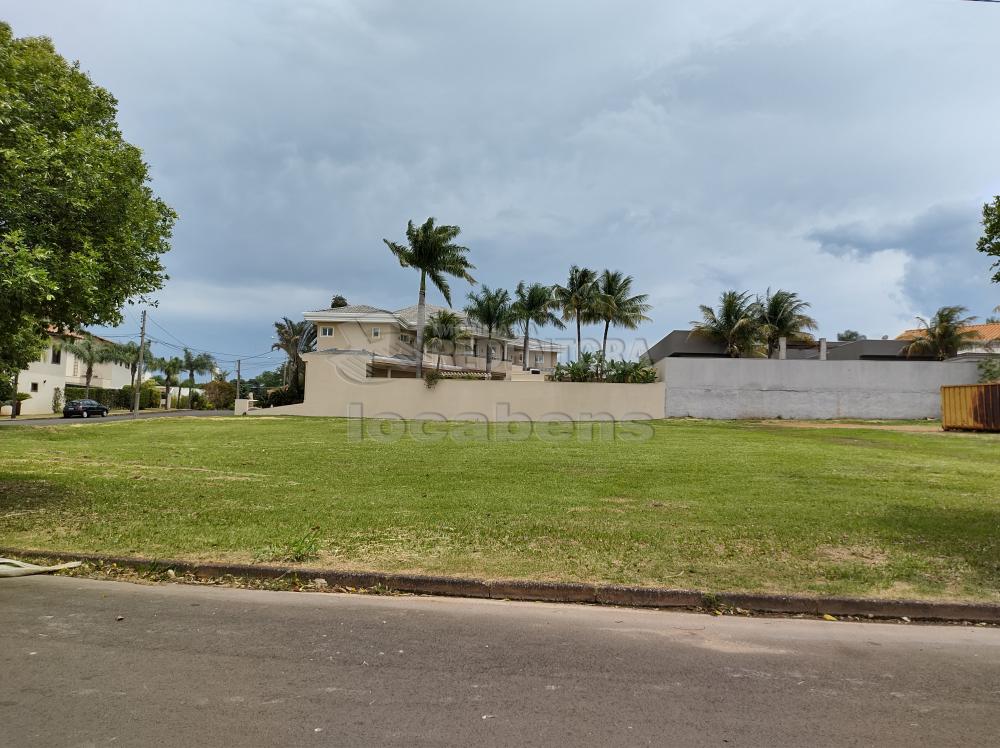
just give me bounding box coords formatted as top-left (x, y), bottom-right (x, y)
top-left (1, 416), bottom-right (998, 601)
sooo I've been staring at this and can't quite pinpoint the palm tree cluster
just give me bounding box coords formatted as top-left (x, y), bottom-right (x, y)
top-left (383, 218), bottom-right (652, 380)
top-left (691, 289), bottom-right (818, 358)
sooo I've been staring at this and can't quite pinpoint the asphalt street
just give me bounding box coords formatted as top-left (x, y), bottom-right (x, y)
top-left (0, 410), bottom-right (232, 426)
top-left (2, 576), bottom-right (998, 746)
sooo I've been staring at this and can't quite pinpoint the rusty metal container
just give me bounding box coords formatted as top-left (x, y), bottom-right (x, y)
top-left (941, 383), bottom-right (1000, 432)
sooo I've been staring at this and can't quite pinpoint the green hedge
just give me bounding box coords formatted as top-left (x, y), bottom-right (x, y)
top-left (65, 384), bottom-right (159, 410)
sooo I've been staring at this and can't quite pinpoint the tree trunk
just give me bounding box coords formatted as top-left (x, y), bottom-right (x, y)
top-left (436, 353), bottom-right (442, 371)
top-left (130, 365), bottom-right (137, 389)
top-left (485, 328), bottom-right (493, 380)
top-left (415, 272), bottom-right (426, 378)
top-left (9, 371), bottom-right (18, 419)
top-left (165, 383), bottom-right (171, 409)
top-left (601, 320), bottom-right (610, 378)
top-left (85, 366), bottom-right (93, 398)
top-left (575, 314), bottom-right (582, 362)
top-left (522, 324), bottom-right (530, 371)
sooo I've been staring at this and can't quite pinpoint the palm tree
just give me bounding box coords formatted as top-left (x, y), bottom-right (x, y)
top-left (756, 288), bottom-right (818, 358)
top-left (593, 270), bottom-right (652, 371)
top-left (62, 335), bottom-right (115, 397)
top-left (554, 266), bottom-right (600, 361)
top-left (384, 217), bottom-right (476, 377)
top-left (271, 318), bottom-right (314, 392)
top-left (423, 310), bottom-right (470, 371)
top-left (903, 306), bottom-right (979, 360)
top-left (691, 290), bottom-right (761, 358)
top-left (182, 348), bottom-right (216, 392)
top-left (465, 286), bottom-right (514, 378)
top-left (156, 356), bottom-right (184, 408)
top-left (511, 282), bottom-right (564, 370)
top-left (113, 340), bottom-right (152, 389)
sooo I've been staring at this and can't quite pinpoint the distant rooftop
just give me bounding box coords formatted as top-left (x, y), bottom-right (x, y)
top-left (896, 323), bottom-right (1000, 342)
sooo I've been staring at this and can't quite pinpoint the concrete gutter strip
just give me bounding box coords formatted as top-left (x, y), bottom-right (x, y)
top-left (2, 548), bottom-right (998, 624)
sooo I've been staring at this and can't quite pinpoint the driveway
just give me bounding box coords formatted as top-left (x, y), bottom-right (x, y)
top-left (0, 409), bottom-right (232, 426)
top-left (1, 576), bottom-right (998, 746)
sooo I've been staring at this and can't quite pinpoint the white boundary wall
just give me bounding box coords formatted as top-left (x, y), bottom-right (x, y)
top-left (255, 352), bottom-right (664, 421)
top-left (658, 358), bottom-right (980, 420)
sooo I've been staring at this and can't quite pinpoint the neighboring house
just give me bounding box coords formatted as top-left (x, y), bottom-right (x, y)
top-left (896, 322), bottom-right (1000, 360)
top-left (303, 303), bottom-right (564, 378)
top-left (4, 329), bottom-right (134, 416)
top-left (647, 329), bottom-right (939, 363)
top-left (648, 324), bottom-right (1000, 365)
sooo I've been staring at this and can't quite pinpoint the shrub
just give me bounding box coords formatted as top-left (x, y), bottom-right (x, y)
top-left (203, 379), bottom-right (237, 409)
top-left (52, 386), bottom-right (63, 413)
top-left (551, 352), bottom-right (656, 383)
top-left (424, 369), bottom-right (443, 389)
top-left (979, 359), bottom-right (1000, 384)
top-left (259, 387), bottom-right (302, 407)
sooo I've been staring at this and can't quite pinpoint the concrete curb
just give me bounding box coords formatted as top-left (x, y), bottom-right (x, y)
top-left (3, 547), bottom-right (998, 623)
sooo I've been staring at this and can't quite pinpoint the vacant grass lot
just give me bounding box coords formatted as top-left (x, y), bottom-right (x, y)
top-left (1, 417), bottom-right (998, 601)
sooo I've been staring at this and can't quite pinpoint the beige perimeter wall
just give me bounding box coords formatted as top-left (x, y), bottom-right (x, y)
top-left (253, 352), bottom-right (664, 421)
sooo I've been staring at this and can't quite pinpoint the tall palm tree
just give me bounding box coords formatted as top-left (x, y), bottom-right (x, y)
top-left (755, 288), bottom-right (818, 358)
top-left (465, 286), bottom-right (514, 378)
top-left (903, 306), bottom-right (979, 360)
top-left (62, 335), bottom-right (115, 397)
top-left (511, 282), bottom-right (564, 370)
top-left (271, 318), bottom-right (314, 392)
top-left (182, 348), bottom-right (216, 391)
top-left (156, 356), bottom-right (184, 408)
top-left (554, 265), bottom-right (600, 361)
top-left (593, 270), bottom-right (652, 370)
top-left (114, 340), bottom-right (152, 389)
top-left (384, 217), bottom-right (476, 377)
top-left (691, 290), bottom-right (761, 358)
top-left (423, 310), bottom-right (470, 371)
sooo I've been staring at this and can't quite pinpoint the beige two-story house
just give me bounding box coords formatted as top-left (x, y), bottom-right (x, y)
top-left (303, 303), bottom-right (563, 378)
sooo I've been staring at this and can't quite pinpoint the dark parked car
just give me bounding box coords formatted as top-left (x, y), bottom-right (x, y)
top-left (62, 399), bottom-right (109, 418)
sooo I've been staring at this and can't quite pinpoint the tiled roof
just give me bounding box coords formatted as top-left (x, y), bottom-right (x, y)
top-left (306, 304), bottom-right (392, 314)
top-left (392, 303), bottom-right (463, 327)
top-left (896, 323), bottom-right (1000, 341)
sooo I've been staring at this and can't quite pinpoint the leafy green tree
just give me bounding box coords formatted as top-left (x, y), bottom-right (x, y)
top-left (977, 196), bottom-right (1000, 284)
top-left (837, 330), bottom-right (864, 342)
top-left (383, 217), bottom-right (476, 377)
top-left (0, 322), bottom-right (47, 418)
top-left (593, 271), bottom-right (651, 371)
top-left (465, 286), bottom-right (514, 378)
top-left (0, 23), bottom-right (176, 342)
top-left (985, 304), bottom-right (1000, 325)
top-left (182, 348), bottom-right (216, 388)
top-left (511, 282), bottom-right (564, 371)
top-left (903, 306), bottom-right (979, 360)
top-left (271, 318), bottom-right (314, 392)
top-left (554, 266), bottom-right (600, 362)
top-left (330, 294), bottom-right (349, 308)
top-left (62, 334), bottom-right (115, 397)
top-left (755, 288), bottom-right (818, 358)
top-left (691, 290), bottom-right (761, 358)
top-left (423, 310), bottom-right (470, 371)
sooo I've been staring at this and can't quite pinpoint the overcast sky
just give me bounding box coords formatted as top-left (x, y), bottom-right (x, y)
top-left (7, 1), bottom-right (1000, 373)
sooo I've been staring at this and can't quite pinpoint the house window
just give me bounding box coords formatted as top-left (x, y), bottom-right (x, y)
top-left (534, 353), bottom-right (544, 366)
top-left (72, 358), bottom-right (79, 376)
top-left (371, 327), bottom-right (381, 339)
top-left (400, 333), bottom-right (412, 344)
top-left (320, 326), bottom-right (334, 337)
top-left (30, 382), bottom-right (39, 393)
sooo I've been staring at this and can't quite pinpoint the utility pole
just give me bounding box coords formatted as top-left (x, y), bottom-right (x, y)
top-left (236, 359), bottom-right (241, 407)
top-left (132, 309), bottom-right (147, 417)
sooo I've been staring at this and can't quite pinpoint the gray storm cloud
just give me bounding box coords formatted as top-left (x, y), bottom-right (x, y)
top-left (5, 0), bottom-right (999, 359)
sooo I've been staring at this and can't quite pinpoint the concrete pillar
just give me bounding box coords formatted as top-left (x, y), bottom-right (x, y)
top-left (819, 338), bottom-right (828, 361)
top-left (386, 368), bottom-right (392, 379)
top-left (778, 337), bottom-right (787, 360)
